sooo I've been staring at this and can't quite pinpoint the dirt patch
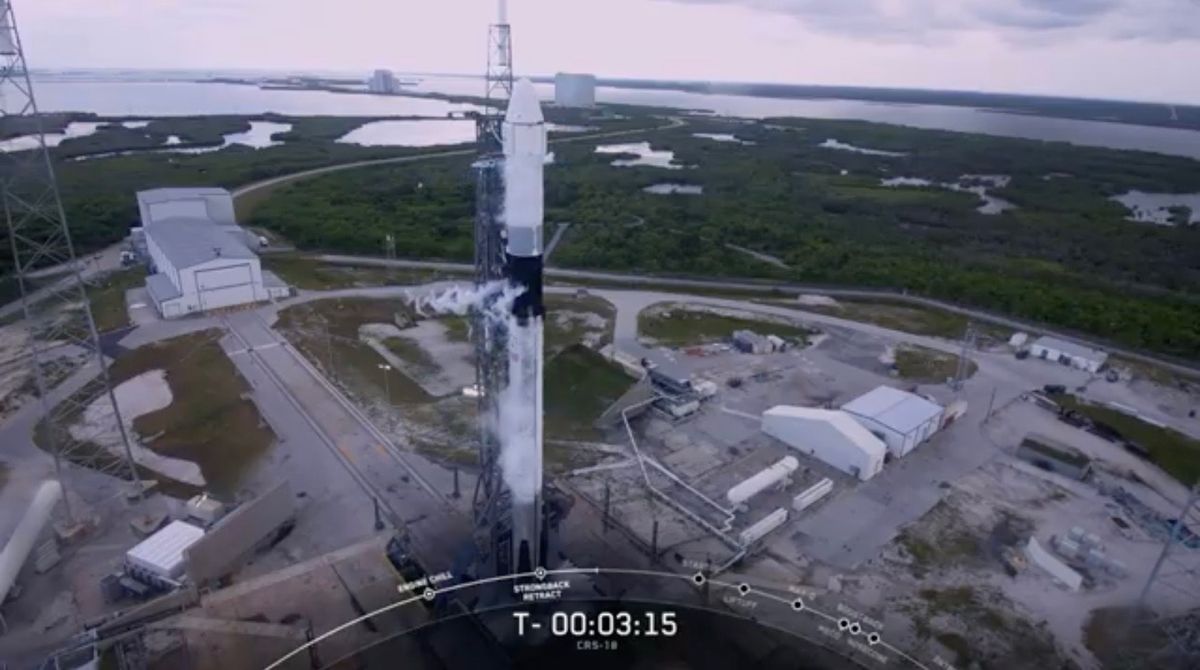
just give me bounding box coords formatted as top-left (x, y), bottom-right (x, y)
top-left (275, 298), bottom-right (431, 405)
top-left (360, 320), bottom-right (473, 398)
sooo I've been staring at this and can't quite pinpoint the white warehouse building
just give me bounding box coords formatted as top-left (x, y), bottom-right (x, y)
top-left (1029, 336), bottom-right (1107, 373)
top-left (137, 188), bottom-right (288, 319)
top-left (761, 406), bottom-right (886, 481)
top-left (841, 386), bottom-right (943, 459)
top-left (554, 73), bottom-right (596, 108)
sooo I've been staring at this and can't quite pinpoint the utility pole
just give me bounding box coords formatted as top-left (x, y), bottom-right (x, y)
top-left (1, 0), bottom-right (141, 521)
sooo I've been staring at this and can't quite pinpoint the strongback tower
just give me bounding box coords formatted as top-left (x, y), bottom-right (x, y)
top-left (0, 0), bottom-right (141, 522)
top-left (471, 0), bottom-right (516, 577)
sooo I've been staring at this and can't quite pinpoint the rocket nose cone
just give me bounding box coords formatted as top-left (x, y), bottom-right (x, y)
top-left (505, 78), bottom-right (544, 124)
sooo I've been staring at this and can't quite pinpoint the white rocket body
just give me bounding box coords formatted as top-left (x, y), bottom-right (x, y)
top-left (500, 78), bottom-right (547, 572)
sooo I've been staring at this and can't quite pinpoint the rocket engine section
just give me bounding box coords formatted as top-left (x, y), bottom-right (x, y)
top-left (500, 78), bottom-right (548, 573)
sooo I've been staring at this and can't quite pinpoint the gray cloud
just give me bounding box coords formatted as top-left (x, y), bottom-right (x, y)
top-left (659, 0), bottom-right (1200, 41)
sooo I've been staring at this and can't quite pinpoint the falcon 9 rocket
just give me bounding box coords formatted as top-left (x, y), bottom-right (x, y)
top-left (500, 78), bottom-right (547, 572)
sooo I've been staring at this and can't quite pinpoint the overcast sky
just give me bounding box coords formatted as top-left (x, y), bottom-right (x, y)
top-left (14, 0), bottom-right (1200, 104)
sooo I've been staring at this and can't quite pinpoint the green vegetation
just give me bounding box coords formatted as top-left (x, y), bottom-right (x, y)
top-left (439, 316), bottom-right (470, 343)
top-left (913, 586), bottom-right (1066, 669)
top-left (544, 344), bottom-right (635, 440)
top-left (1084, 607), bottom-right (1172, 670)
top-left (86, 267), bottom-right (146, 333)
top-left (934, 632), bottom-right (972, 667)
top-left (117, 331), bottom-right (273, 494)
top-left (275, 298), bottom-right (431, 404)
top-left (260, 254), bottom-right (465, 290)
top-left (638, 302), bottom-right (813, 347)
top-left (791, 297), bottom-right (973, 339)
top-left (1020, 436), bottom-right (1091, 468)
top-left (247, 114), bottom-right (1200, 359)
top-left (1051, 393), bottom-right (1200, 485)
top-left (34, 330), bottom-right (274, 497)
top-left (894, 344), bottom-right (977, 383)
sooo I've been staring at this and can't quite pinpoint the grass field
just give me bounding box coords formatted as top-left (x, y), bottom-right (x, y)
top-left (1052, 393), bottom-right (1200, 485)
top-left (638, 303), bottom-right (813, 347)
top-left (112, 330), bottom-right (274, 494)
top-left (544, 344), bottom-right (635, 441)
top-left (439, 316), bottom-right (470, 343)
top-left (261, 254), bottom-right (467, 291)
top-left (275, 297), bottom-right (431, 404)
top-left (34, 330), bottom-right (274, 497)
top-left (894, 344), bottom-right (977, 383)
top-left (87, 267), bottom-right (147, 333)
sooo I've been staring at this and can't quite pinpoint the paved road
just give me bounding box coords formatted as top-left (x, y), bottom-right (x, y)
top-left (0, 245), bottom-right (124, 321)
top-left (219, 309), bottom-right (471, 567)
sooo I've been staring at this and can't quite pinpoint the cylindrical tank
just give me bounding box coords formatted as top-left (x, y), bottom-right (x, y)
top-left (738, 508), bottom-right (789, 545)
top-left (792, 477), bottom-right (834, 512)
top-left (726, 456), bottom-right (799, 506)
top-left (0, 480), bottom-right (63, 605)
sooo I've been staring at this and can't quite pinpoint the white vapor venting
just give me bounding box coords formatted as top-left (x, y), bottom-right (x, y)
top-left (409, 282), bottom-right (541, 504)
top-left (499, 323), bottom-right (542, 505)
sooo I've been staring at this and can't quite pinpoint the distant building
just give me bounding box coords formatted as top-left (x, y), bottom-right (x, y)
top-left (554, 73), bottom-right (596, 108)
top-left (1029, 336), bottom-right (1107, 373)
top-left (841, 386), bottom-right (943, 458)
top-left (137, 188), bottom-right (289, 318)
top-left (1016, 434), bottom-right (1093, 481)
top-left (732, 329), bottom-right (772, 354)
top-left (368, 69), bottom-right (400, 94)
top-left (761, 406), bottom-right (886, 481)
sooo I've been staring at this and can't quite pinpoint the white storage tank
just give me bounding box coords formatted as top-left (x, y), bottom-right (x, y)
top-left (0, 480), bottom-right (62, 606)
top-left (726, 456), bottom-right (799, 506)
top-left (792, 478), bottom-right (834, 512)
top-left (125, 520), bottom-right (205, 587)
top-left (738, 508), bottom-right (789, 545)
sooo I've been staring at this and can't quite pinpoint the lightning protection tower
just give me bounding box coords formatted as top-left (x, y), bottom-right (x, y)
top-left (470, 0), bottom-right (515, 576)
top-left (1120, 482), bottom-right (1200, 669)
top-left (0, 0), bottom-right (140, 522)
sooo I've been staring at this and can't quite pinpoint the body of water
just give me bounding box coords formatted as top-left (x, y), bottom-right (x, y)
top-left (644, 183), bottom-right (703, 195)
top-left (693, 132), bottom-right (755, 145)
top-left (335, 119), bottom-right (476, 147)
top-left (0, 121), bottom-right (102, 152)
top-left (27, 80), bottom-right (481, 117)
top-left (595, 141), bottom-right (685, 169)
top-left (19, 73), bottom-right (1200, 160)
top-left (173, 121), bottom-right (292, 154)
top-left (881, 174), bottom-right (1017, 215)
top-left (820, 138), bottom-right (906, 157)
top-left (1110, 191), bottom-right (1200, 225)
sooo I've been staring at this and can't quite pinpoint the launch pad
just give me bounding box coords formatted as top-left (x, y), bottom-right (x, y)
top-left (469, 4), bottom-right (570, 581)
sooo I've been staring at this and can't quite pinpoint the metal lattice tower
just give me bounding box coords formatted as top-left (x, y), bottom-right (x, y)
top-left (1, 0), bottom-right (140, 522)
top-left (470, 0), bottom-right (515, 576)
top-left (951, 322), bottom-right (976, 392)
top-left (1120, 482), bottom-right (1200, 669)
